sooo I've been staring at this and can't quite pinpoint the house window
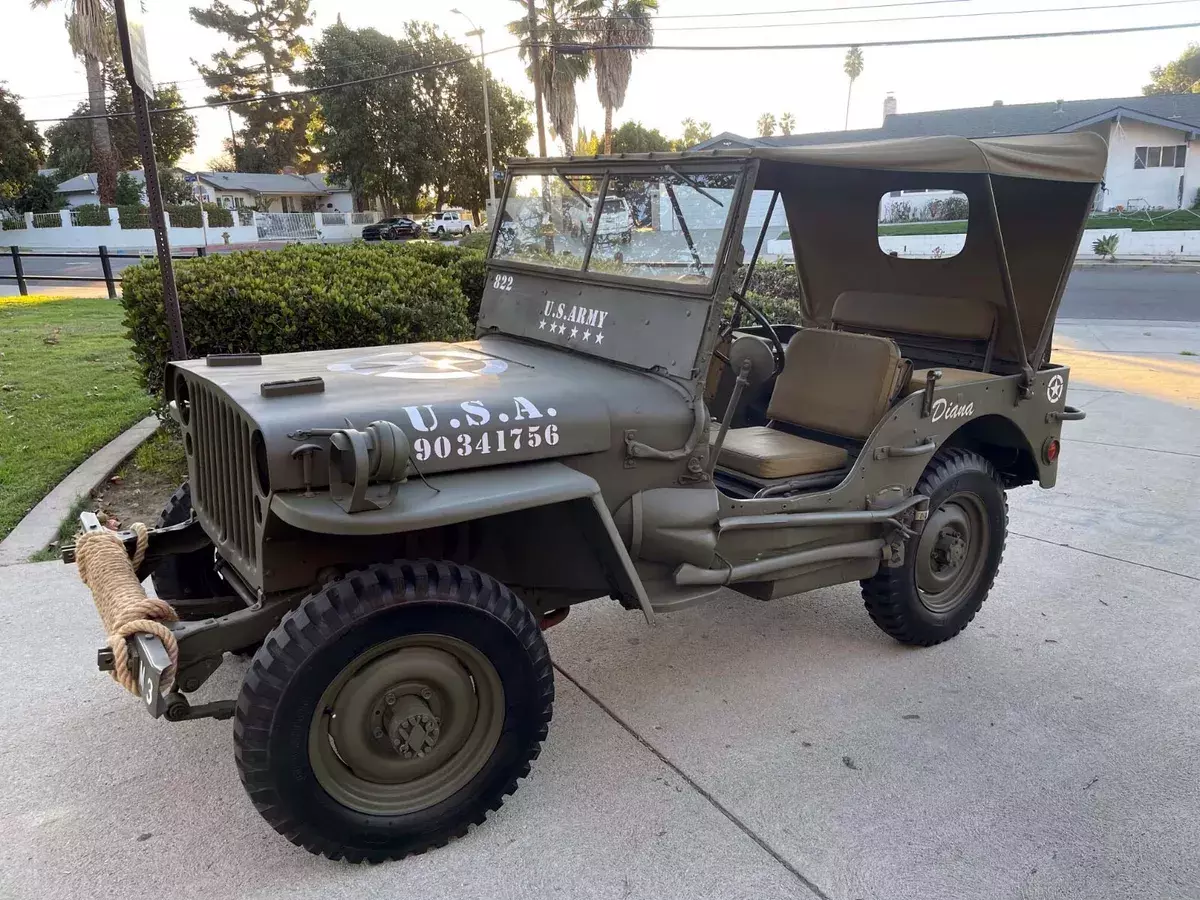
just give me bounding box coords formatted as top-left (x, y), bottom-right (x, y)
top-left (1134, 145), bottom-right (1188, 169)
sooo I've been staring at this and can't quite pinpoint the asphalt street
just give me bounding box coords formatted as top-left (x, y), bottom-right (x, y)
top-left (0, 320), bottom-right (1197, 899)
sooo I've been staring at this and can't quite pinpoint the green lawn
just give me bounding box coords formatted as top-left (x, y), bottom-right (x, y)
top-left (0, 296), bottom-right (153, 541)
top-left (877, 221), bottom-right (968, 235)
top-left (1084, 209), bottom-right (1200, 231)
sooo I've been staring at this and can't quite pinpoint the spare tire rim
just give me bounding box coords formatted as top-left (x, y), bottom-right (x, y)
top-left (308, 634), bottom-right (504, 816)
top-left (915, 491), bottom-right (989, 614)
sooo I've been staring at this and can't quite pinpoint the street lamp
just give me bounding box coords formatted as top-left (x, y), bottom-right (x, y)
top-left (450, 8), bottom-right (497, 217)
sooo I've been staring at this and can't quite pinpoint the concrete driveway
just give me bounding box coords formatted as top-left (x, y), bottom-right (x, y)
top-left (1, 321), bottom-right (1197, 900)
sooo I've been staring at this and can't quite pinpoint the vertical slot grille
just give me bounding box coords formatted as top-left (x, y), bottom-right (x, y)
top-left (186, 378), bottom-right (257, 572)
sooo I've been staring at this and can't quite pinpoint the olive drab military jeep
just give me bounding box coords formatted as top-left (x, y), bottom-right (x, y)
top-left (69, 132), bottom-right (1103, 862)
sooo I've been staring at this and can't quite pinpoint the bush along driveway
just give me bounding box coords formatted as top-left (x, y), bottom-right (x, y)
top-left (0, 296), bottom-right (153, 541)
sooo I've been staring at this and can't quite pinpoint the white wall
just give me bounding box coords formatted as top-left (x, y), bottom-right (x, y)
top-left (1094, 119), bottom-right (1198, 212)
top-left (764, 228), bottom-right (1200, 261)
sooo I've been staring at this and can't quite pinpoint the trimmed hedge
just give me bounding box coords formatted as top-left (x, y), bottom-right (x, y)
top-left (122, 242), bottom-right (485, 395)
top-left (72, 204), bottom-right (112, 226)
top-left (117, 203), bottom-right (235, 229)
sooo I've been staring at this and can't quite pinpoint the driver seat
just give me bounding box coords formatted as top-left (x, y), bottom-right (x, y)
top-left (717, 328), bottom-right (911, 478)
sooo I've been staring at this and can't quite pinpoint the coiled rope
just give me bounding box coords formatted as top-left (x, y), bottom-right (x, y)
top-left (75, 523), bottom-right (179, 695)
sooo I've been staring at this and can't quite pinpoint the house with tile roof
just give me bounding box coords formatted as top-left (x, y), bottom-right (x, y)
top-left (694, 93), bottom-right (1200, 212)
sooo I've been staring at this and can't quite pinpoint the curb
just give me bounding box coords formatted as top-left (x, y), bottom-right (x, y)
top-left (0, 416), bottom-right (160, 567)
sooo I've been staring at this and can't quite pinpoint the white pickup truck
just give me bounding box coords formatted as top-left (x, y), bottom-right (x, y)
top-left (423, 209), bottom-right (472, 236)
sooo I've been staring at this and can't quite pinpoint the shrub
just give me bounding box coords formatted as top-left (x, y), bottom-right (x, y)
top-left (458, 229), bottom-right (491, 251)
top-left (118, 204), bottom-right (150, 229)
top-left (72, 204), bottom-right (111, 226)
top-left (202, 204), bottom-right (234, 228)
top-left (2, 217), bottom-right (26, 230)
top-left (121, 243), bottom-right (475, 395)
top-left (738, 260), bottom-right (801, 301)
top-left (115, 172), bottom-right (143, 206)
top-left (1092, 233), bottom-right (1119, 261)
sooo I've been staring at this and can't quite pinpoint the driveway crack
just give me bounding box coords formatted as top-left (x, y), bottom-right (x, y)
top-left (553, 661), bottom-right (831, 900)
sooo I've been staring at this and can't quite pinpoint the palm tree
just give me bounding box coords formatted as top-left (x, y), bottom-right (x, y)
top-left (779, 112), bottom-right (796, 136)
top-left (843, 45), bottom-right (864, 130)
top-left (32, 0), bottom-right (118, 204)
top-left (590, 0), bottom-right (657, 154)
top-left (756, 112), bottom-right (776, 138)
top-left (509, 0), bottom-right (601, 151)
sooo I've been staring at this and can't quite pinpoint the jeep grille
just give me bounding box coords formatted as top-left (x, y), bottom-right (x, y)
top-left (187, 379), bottom-right (258, 573)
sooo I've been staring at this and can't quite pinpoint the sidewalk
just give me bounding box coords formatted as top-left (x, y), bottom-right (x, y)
top-left (1, 321), bottom-right (1197, 900)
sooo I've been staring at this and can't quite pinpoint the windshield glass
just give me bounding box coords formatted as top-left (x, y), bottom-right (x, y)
top-left (492, 167), bottom-right (741, 287)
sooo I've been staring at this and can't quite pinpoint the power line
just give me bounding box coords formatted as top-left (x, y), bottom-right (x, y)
top-left (27, 18), bottom-right (1200, 125)
top-left (27, 43), bottom-right (523, 124)
top-left (543, 19), bottom-right (1200, 51)
top-left (574, 0), bottom-right (972, 20)
top-left (644, 0), bottom-right (1200, 32)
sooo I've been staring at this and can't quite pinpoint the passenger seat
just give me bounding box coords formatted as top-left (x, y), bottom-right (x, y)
top-left (717, 329), bottom-right (911, 479)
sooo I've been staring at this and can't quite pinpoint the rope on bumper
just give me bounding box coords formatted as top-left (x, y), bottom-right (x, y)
top-left (75, 523), bottom-right (179, 695)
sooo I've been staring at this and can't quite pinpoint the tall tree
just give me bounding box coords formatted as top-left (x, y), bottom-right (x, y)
top-left (677, 117), bottom-right (711, 148)
top-left (31, 0), bottom-right (118, 203)
top-left (0, 86), bottom-right (45, 212)
top-left (589, 0), bottom-right (656, 154)
top-left (509, 0), bottom-right (600, 150)
top-left (779, 112), bottom-right (796, 136)
top-left (610, 120), bottom-right (669, 153)
top-left (1143, 43), bottom-right (1200, 94)
top-left (190, 0), bottom-right (318, 172)
top-left (46, 80), bottom-right (197, 177)
top-left (756, 112), bottom-right (776, 137)
top-left (305, 21), bottom-right (532, 219)
top-left (843, 45), bottom-right (864, 130)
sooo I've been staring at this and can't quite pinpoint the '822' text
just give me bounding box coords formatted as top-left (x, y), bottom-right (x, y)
top-left (413, 424), bottom-right (559, 461)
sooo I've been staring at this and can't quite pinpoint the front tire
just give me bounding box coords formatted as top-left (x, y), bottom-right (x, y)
top-left (234, 560), bottom-right (554, 862)
top-left (463, 225), bottom-right (471, 235)
top-left (861, 449), bottom-right (1007, 646)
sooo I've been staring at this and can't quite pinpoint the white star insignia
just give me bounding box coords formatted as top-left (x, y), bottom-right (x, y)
top-left (538, 319), bottom-right (546, 330)
top-left (582, 329), bottom-right (591, 342)
top-left (594, 331), bottom-right (604, 345)
top-left (555, 323), bottom-right (565, 334)
top-left (570, 326), bottom-right (579, 339)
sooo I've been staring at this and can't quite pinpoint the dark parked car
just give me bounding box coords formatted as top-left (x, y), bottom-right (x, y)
top-left (362, 217), bottom-right (422, 241)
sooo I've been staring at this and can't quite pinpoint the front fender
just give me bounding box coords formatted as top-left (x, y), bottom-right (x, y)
top-left (269, 461), bottom-right (656, 622)
top-left (271, 461), bottom-right (599, 536)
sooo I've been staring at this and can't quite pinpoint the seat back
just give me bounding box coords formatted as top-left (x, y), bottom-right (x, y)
top-left (831, 291), bottom-right (997, 341)
top-left (766, 329), bottom-right (910, 440)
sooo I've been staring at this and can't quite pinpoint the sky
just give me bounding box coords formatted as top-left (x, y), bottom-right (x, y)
top-left (4, 0), bottom-right (1199, 172)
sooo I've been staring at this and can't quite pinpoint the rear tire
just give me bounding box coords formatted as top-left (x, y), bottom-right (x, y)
top-left (234, 560), bottom-right (554, 862)
top-left (463, 225), bottom-right (471, 235)
top-left (861, 449), bottom-right (1007, 646)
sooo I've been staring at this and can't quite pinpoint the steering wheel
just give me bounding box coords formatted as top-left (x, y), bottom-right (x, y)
top-left (719, 291), bottom-right (787, 378)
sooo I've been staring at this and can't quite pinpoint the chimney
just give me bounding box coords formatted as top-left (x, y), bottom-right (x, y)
top-left (282, 165), bottom-right (299, 175)
top-left (992, 100), bottom-right (1004, 107)
top-left (883, 92), bottom-right (897, 120)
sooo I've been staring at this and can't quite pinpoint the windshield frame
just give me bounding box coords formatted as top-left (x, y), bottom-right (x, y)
top-left (487, 158), bottom-right (752, 299)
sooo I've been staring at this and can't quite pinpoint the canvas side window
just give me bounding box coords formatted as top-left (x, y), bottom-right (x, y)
top-left (878, 189), bottom-right (968, 259)
top-left (1134, 146), bottom-right (1147, 169)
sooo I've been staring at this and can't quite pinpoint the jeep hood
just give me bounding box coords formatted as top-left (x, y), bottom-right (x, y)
top-left (168, 336), bottom-right (679, 494)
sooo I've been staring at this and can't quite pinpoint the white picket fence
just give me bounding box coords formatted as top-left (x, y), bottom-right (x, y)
top-left (256, 212), bottom-right (318, 241)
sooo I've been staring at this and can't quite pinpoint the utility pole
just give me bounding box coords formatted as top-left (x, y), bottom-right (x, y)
top-left (451, 10), bottom-right (497, 219)
top-left (114, 0), bottom-right (187, 361)
top-left (525, 0), bottom-right (548, 158)
top-left (227, 108), bottom-right (240, 170)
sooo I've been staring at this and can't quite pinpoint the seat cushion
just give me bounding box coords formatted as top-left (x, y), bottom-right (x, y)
top-left (905, 367), bottom-right (1003, 395)
top-left (766, 328), bottom-right (910, 439)
top-left (717, 426), bottom-right (849, 479)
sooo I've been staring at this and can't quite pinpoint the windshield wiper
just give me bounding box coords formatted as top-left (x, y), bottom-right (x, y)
top-left (552, 169), bottom-right (592, 209)
top-left (665, 166), bottom-right (724, 207)
top-left (664, 183), bottom-right (705, 274)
